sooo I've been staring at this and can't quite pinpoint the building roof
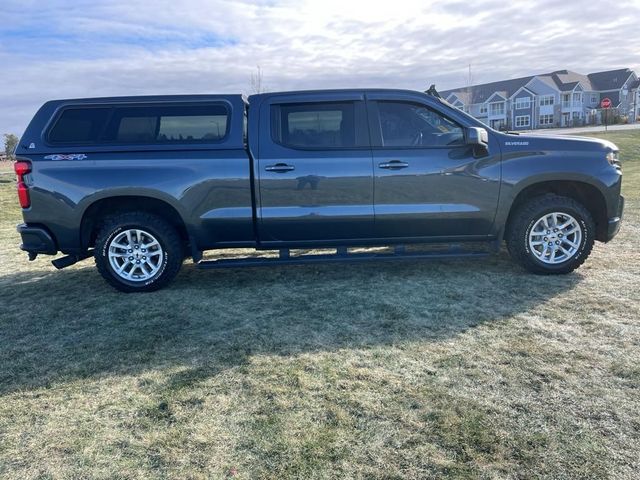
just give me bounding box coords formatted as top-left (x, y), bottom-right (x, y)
top-left (548, 70), bottom-right (593, 91)
top-left (441, 68), bottom-right (636, 104)
top-left (587, 68), bottom-right (635, 90)
top-left (442, 75), bottom-right (534, 104)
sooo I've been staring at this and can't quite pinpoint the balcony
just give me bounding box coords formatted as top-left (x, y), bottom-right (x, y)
top-left (562, 101), bottom-right (583, 110)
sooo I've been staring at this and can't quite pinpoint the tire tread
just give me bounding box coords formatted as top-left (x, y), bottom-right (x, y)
top-left (506, 194), bottom-right (595, 274)
top-left (94, 212), bottom-right (183, 292)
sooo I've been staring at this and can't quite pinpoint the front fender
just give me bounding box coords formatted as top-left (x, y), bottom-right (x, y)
top-left (494, 148), bottom-right (622, 238)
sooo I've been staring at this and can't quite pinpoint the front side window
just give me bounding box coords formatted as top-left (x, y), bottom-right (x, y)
top-left (271, 102), bottom-right (358, 148)
top-left (515, 115), bottom-right (530, 127)
top-left (48, 103), bottom-right (229, 145)
top-left (515, 97), bottom-right (531, 110)
top-left (376, 101), bottom-right (464, 147)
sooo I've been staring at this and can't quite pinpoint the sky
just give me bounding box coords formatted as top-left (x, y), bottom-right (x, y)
top-left (1, 0), bottom-right (639, 135)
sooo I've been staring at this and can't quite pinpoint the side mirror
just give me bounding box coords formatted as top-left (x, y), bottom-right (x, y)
top-left (465, 127), bottom-right (488, 147)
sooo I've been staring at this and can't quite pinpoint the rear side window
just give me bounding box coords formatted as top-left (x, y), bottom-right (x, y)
top-left (271, 102), bottom-right (366, 149)
top-left (47, 104), bottom-right (229, 145)
top-left (47, 108), bottom-right (111, 143)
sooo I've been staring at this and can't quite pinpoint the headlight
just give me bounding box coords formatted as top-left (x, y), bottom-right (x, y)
top-left (606, 151), bottom-right (621, 169)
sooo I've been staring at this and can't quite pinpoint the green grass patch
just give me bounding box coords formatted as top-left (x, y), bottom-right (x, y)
top-left (0, 133), bottom-right (639, 478)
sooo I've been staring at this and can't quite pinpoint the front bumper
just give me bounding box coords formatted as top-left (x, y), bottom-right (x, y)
top-left (17, 223), bottom-right (58, 255)
top-left (605, 195), bottom-right (624, 242)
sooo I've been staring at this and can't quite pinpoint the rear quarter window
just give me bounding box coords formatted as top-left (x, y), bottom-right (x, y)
top-left (47, 103), bottom-right (229, 145)
top-left (271, 101), bottom-right (368, 149)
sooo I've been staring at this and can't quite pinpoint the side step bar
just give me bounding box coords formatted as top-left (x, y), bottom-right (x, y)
top-left (51, 250), bottom-right (93, 269)
top-left (196, 245), bottom-right (492, 270)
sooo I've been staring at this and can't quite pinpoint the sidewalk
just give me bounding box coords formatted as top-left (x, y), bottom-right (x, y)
top-left (525, 123), bottom-right (640, 135)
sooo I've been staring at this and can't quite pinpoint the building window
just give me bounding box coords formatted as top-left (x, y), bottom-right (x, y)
top-left (515, 98), bottom-right (531, 110)
top-left (572, 92), bottom-right (582, 103)
top-left (489, 102), bottom-right (505, 115)
top-left (479, 105), bottom-right (487, 114)
top-left (539, 114), bottom-right (554, 126)
top-left (591, 93), bottom-right (597, 104)
top-left (572, 111), bottom-right (581, 119)
top-left (515, 115), bottom-right (530, 127)
top-left (539, 95), bottom-right (554, 106)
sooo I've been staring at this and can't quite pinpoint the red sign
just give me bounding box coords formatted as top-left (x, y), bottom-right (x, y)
top-left (600, 97), bottom-right (612, 109)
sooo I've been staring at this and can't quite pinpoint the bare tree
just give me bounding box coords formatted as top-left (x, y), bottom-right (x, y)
top-left (465, 63), bottom-right (474, 112)
top-left (250, 65), bottom-right (266, 94)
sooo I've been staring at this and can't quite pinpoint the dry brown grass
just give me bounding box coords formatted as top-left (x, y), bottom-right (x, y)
top-left (0, 132), bottom-right (639, 479)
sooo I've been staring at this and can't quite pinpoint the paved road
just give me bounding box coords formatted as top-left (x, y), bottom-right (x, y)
top-left (525, 123), bottom-right (640, 136)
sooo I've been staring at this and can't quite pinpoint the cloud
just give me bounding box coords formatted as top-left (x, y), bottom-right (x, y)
top-left (1, 0), bottom-right (639, 135)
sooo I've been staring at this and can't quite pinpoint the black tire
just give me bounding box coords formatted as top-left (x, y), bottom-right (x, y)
top-left (94, 212), bottom-right (183, 292)
top-left (506, 195), bottom-right (595, 274)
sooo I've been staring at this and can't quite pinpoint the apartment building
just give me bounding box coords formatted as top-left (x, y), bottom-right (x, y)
top-left (441, 68), bottom-right (639, 130)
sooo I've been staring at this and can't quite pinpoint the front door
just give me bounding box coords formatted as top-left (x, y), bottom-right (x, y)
top-left (367, 96), bottom-right (501, 239)
top-left (256, 96), bottom-right (374, 244)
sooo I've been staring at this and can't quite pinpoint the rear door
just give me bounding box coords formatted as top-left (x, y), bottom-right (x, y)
top-left (367, 93), bottom-right (501, 239)
top-left (253, 92), bottom-right (374, 244)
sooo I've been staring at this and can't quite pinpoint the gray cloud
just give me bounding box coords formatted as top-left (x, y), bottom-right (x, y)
top-left (1, 0), bottom-right (639, 135)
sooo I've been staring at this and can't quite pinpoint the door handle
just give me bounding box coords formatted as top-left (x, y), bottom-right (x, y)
top-left (378, 160), bottom-right (409, 170)
top-left (265, 163), bottom-right (295, 173)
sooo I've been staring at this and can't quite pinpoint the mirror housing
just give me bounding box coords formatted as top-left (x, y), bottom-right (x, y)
top-left (465, 127), bottom-right (488, 147)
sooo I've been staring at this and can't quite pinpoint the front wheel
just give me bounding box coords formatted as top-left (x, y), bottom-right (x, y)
top-left (94, 212), bottom-right (183, 292)
top-left (506, 195), bottom-right (595, 274)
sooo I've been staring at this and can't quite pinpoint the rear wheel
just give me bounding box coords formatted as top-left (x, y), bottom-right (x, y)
top-left (95, 212), bottom-right (183, 292)
top-left (506, 195), bottom-right (595, 274)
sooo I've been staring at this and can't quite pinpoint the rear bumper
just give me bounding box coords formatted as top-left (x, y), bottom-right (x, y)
top-left (605, 195), bottom-right (624, 242)
top-left (17, 223), bottom-right (58, 254)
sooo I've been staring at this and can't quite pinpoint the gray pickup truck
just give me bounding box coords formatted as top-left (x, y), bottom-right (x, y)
top-left (14, 88), bottom-right (623, 292)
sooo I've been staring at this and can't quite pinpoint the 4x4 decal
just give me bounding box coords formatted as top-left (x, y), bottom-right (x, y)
top-left (44, 154), bottom-right (88, 161)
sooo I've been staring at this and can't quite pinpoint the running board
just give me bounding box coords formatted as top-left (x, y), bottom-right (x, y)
top-left (51, 250), bottom-right (93, 269)
top-left (196, 245), bottom-right (491, 270)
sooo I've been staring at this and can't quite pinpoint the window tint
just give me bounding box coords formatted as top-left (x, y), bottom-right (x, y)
top-left (377, 101), bottom-right (464, 147)
top-left (48, 108), bottom-right (111, 143)
top-left (272, 102), bottom-right (356, 148)
top-left (105, 105), bottom-right (228, 143)
top-left (48, 104), bottom-right (228, 145)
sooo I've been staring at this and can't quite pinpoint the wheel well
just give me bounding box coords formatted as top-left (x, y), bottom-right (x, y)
top-left (80, 196), bottom-right (190, 250)
top-left (506, 181), bottom-right (608, 241)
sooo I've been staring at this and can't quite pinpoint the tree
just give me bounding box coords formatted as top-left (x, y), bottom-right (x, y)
top-left (3, 133), bottom-right (18, 160)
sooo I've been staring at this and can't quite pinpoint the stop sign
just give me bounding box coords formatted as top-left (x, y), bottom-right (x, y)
top-left (600, 97), bottom-right (612, 109)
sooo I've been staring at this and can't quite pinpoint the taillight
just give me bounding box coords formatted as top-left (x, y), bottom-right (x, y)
top-left (14, 161), bottom-right (31, 208)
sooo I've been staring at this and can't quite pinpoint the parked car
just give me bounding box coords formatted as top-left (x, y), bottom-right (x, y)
top-left (13, 88), bottom-right (623, 291)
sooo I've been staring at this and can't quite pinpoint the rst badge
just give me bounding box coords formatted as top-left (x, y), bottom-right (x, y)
top-left (44, 154), bottom-right (88, 161)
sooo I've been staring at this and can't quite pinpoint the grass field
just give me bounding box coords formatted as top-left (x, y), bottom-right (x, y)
top-left (1, 131), bottom-right (639, 479)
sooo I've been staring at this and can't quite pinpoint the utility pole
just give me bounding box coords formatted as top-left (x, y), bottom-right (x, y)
top-left (466, 64), bottom-right (473, 113)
